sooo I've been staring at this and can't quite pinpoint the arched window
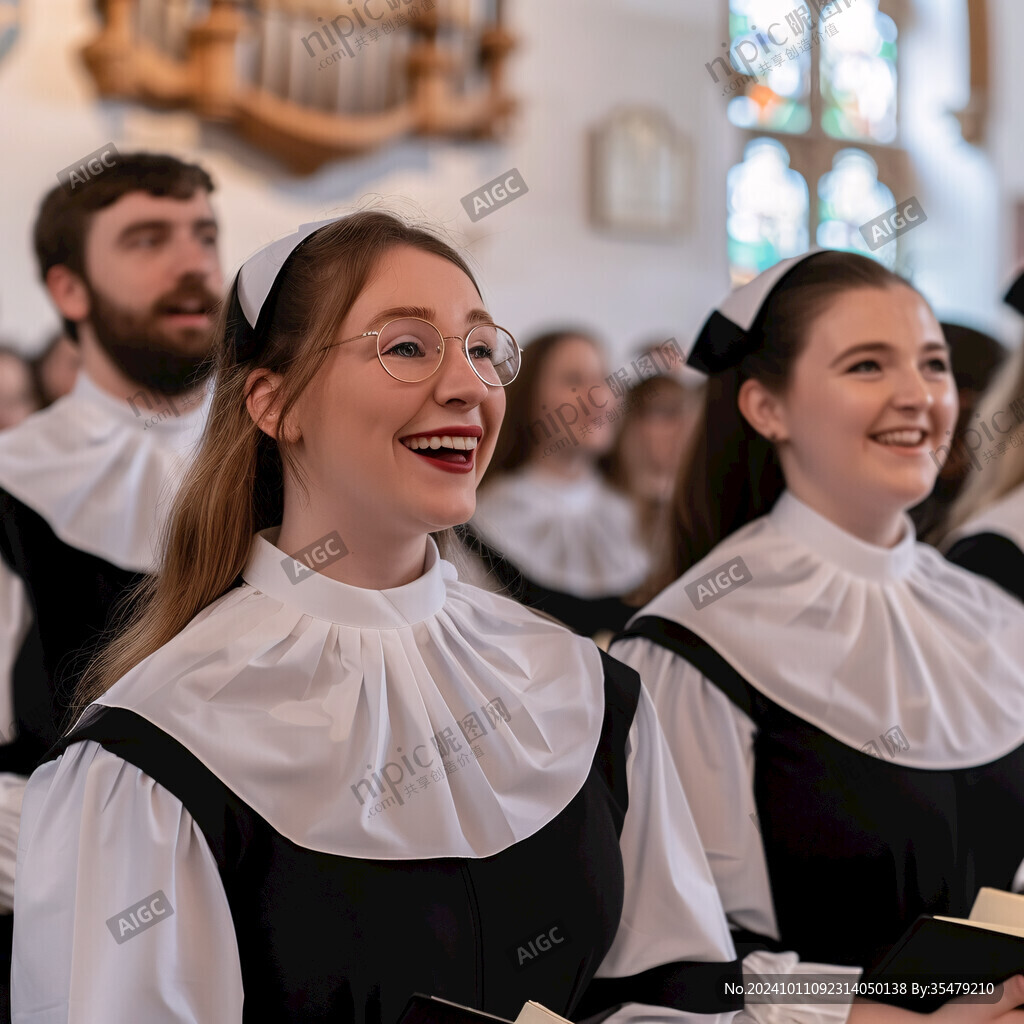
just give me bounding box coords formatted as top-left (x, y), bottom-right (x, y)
top-left (727, 139), bottom-right (809, 286)
top-left (820, 2), bottom-right (898, 142)
top-left (722, 0), bottom-right (910, 281)
top-left (817, 149), bottom-right (896, 266)
top-left (725, 0), bottom-right (812, 134)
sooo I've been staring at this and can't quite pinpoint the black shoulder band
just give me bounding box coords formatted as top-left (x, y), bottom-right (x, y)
top-left (945, 532), bottom-right (1024, 603)
top-left (0, 488), bottom-right (21, 576)
top-left (594, 649), bottom-right (642, 837)
top-left (613, 615), bottom-right (756, 720)
top-left (574, 651), bottom-right (747, 1016)
top-left (1005, 271), bottom-right (1024, 315)
top-left (574, 957), bottom-right (744, 1017)
top-left (47, 705), bottom-right (255, 873)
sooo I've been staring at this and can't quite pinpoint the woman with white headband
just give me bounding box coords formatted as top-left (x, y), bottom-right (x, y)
top-left (611, 251), bottom-right (1024, 1008)
top-left (0, 213), bottom-right (767, 1024)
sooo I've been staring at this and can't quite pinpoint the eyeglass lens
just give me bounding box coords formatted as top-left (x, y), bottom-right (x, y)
top-left (377, 318), bottom-right (520, 385)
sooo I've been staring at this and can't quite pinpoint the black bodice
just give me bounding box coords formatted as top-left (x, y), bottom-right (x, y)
top-left (945, 531), bottom-right (1024, 603)
top-left (0, 486), bottom-right (145, 773)
top-left (46, 650), bottom-right (742, 1023)
top-left (617, 615), bottom-right (1024, 972)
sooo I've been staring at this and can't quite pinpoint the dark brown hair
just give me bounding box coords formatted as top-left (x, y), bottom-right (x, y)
top-left (600, 374), bottom-right (688, 489)
top-left (483, 327), bottom-right (605, 480)
top-left (32, 152), bottom-right (216, 341)
top-left (645, 250), bottom-right (923, 598)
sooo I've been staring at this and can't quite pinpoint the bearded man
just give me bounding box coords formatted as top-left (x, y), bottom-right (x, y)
top-left (0, 153), bottom-right (222, 1019)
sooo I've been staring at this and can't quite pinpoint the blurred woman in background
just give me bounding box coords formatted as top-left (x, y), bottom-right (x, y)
top-left (939, 342), bottom-right (1024, 600)
top-left (462, 329), bottom-right (650, 639)
top-left (28, 331), bottom-right (80, 408)
top-left (0, 347), bottom-right (40, 431)
top-left (601, 370), bottom-right (697, 576)
top-left (910, 322), bottom-right (1006, 540)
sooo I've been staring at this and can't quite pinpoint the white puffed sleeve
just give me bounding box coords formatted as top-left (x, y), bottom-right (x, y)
top-left (607, 639), bottom-right (858, 1024)
top-left (590, 683), bottom-right (746, 1024)
top-left (0, 559), bottom-right (30, 743)
top-left (612, 637), bottom-right (775, 940)
top-left (12, 740), bottom-right (244, 1023)
top-left (0, 560), bottom-right (34, 913)
top-left (0, 773), bottom-right (24, 913)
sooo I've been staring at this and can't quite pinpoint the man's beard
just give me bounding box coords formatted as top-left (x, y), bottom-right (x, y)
top-left (85, 275), bottom-right (221, 396)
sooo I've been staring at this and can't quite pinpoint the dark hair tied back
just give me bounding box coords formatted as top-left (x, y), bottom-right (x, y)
top-left (644, 250), bottom-right (923, 597)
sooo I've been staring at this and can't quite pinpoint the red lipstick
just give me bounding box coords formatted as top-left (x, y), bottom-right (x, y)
top-left (399, 425), bottom-right (482, 475)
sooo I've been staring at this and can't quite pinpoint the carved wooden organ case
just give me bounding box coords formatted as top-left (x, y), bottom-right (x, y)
top-left (82, 0), bottom-right (518, 172)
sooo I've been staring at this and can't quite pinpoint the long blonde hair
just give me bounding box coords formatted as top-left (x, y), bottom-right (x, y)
top-left (72, 210), bottom-right (482, 720)
top-left (939, 342), bottom-right (1024, 541)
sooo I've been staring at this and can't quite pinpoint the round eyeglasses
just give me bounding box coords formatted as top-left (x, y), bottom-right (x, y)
top-left (334, 317), bottom-right (521, 386)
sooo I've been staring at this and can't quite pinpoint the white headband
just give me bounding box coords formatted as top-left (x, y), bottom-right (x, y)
top-left (687, 249), bottom-right (825, 374)
top-left (236, 218), bottom-right (343, 331)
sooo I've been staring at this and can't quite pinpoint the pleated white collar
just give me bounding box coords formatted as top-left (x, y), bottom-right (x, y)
top-left (471, 465), bottom-right (651, 596)
top-left (96, 530), bottom-right (606, 858)
top-left (942, 482), bottom-right (1024, 555)
top-left (636, 490), bottom-right (1024, 769)
top-left (246, 524), bottom-right (450, 626)
top-left (0, 371), bottom-right (211, 571)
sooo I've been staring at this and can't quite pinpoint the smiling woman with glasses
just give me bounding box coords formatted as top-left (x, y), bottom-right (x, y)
top-left (13, 210), bottom-right (774, 1024)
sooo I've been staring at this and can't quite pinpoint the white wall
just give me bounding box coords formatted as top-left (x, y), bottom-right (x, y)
top-left (899, 0), bottom-right (1000, 332)
top-left (984, 0), bottom-right (1024, 344)
top-left (0, 0), bottom-right (729, 366)
top-left (0, 0), bottom-right (1019, 362)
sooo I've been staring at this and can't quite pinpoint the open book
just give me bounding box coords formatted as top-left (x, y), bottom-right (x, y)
top-left (865, 887), bottom-right (1024, 1012)
top-left (396, 994), bottom-right (573, 1024)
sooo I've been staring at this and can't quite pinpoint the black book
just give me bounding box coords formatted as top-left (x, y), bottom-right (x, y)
top-left (864, 888), bottom-right (1024, 1013)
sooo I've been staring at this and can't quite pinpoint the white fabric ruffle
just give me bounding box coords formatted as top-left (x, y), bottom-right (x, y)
top-left (95, 530), bottom-right (606, 858)
top-left (638, 489), bottom-right (1024, 769)
top-left (0, 371), bottom-right (211, 571)
top-left (472, 466), bottom-right (651, 597)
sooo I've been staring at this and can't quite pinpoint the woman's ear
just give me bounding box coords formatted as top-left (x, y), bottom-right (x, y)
top-left (737, 376), bottom-right (788, 444)
top-left (245, 369), bottom-right (301, 444)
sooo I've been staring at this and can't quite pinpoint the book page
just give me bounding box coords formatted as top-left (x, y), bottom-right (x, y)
top-left (970, 888), bottom-right (1024, 929)
top-left (514, 1002), bottom-right (574, 1024)
top-left (935, 915), bottom-right (1024, 938)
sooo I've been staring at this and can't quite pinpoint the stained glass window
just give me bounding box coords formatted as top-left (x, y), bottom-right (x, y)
top-left (722, 0), bottom-right (905, 280)
top-left (820, 0), bottom-right (898, 142)
top-left (727, 139), bottom-right (810, 286)
top-left (816, 148), bottom-right (896, 267)
top-left (724, 0), bottom-right (812, 135)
